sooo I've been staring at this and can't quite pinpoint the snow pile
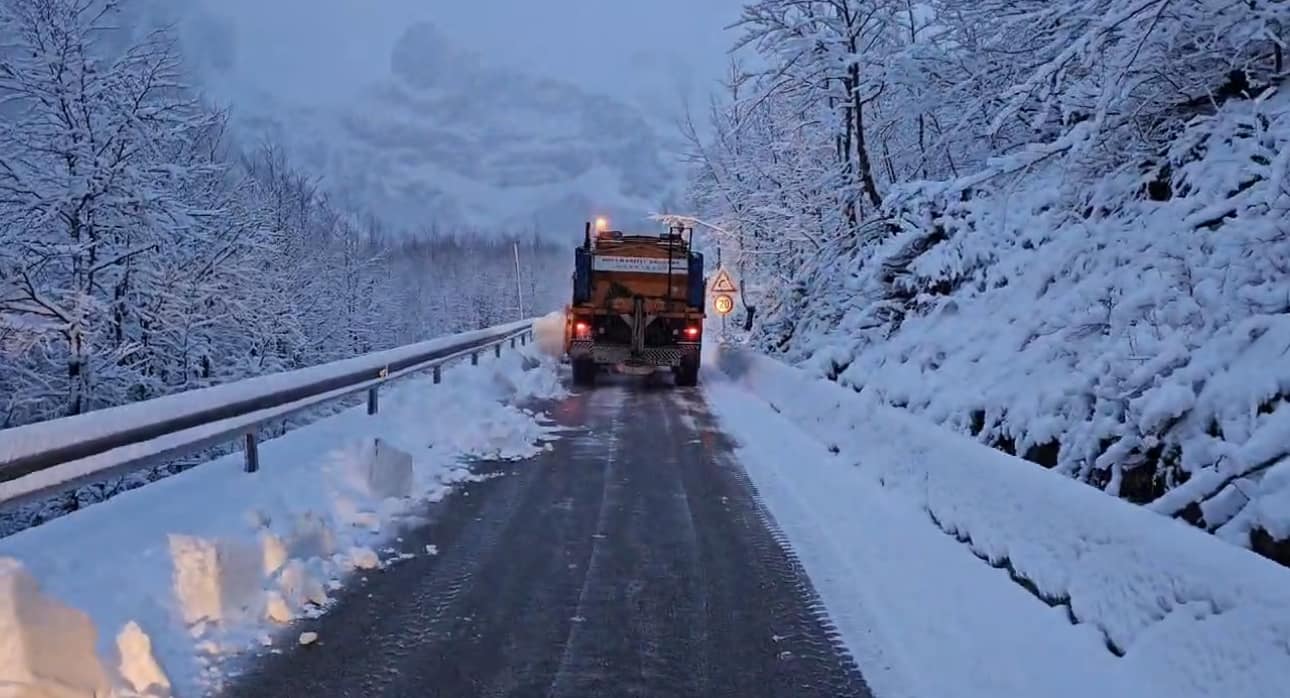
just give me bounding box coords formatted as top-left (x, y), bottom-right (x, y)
top-left (345, 547), bottom-right (382, 572)
top-left (273, 559), bottom-right (331, 609)
top-left (259, 512), bottom-right (336, 573)
top-left (0, 347), bottom-right (562, 695)
top-left (769, 89), bottom-right (1290, 555)
top-left (116, 621), bottom-right (172, 696)
top-left (335, 438), bottom-right (414, 501)
top-left (168, 535), bottom-right (262, 626)
top-left (711, 347), bottom-right (1290, 697)
top-left (488, 346), bottom-right (569, 403)
top-left (532, 310), bottom-right (568, 360)
top-left (396, 354), bottom-right (563, 462)
top-left (0, 557), bottom-right (115, 697)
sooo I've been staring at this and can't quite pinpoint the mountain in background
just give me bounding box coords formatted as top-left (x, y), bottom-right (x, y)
top-left (170, 9), bottom-right (681, 239)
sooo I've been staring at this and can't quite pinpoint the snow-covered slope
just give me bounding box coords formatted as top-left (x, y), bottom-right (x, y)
top-left (705, 346), bottom-right (1290, 698)
top-left (767, 88), bottom-right (1290, 560)
top-left (168, 6), bottom-right (678, 237)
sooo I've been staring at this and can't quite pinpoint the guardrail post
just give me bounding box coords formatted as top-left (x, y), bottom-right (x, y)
top-left (520, 332), bottom-right (527, 346)
top-left (244, 432), bottom-right (260, 473)
top-left (494, 343), bottom-right (502, 358)
top-left (367, 387), bottom-right (379, 415)
top-left (471, 352), bottom-right (479, 366)
top-left (510, 337), bottom-right (516, 349)
top-left (433, 365), bottom-right (442, 384)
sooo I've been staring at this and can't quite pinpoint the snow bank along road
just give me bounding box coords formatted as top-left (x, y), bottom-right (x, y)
top-left (705, 348), bottom-right (1290, 698)
top-left (226, 378), bottom-right (871, 698)
top-left (0, 347), bottom-right (563, 697)
top-left (4, 335), bottom-right (1285, 697)
top-left (230, 346), bottom-right (1290, 698)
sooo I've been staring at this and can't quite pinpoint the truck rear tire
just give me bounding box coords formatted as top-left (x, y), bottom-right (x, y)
top-left (572, 358), bottom-right (597, 387)
top-left (674, 358), bottom-right (699, 387)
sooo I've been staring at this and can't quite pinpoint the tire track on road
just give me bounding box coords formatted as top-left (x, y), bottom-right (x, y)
top-left (225, 380), bottom-right (871, 698)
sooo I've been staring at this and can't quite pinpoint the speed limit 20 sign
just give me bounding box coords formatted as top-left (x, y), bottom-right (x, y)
top-left (709, 269), bottom-right (738, 316)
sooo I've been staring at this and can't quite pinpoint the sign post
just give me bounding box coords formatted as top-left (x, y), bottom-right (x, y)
top-left (708, 268), bottom-right (739, 340)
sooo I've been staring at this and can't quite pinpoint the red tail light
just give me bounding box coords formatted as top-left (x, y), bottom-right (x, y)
top-left (684, 326), bottom-right (701, 339)
top-left (574, 321), bottom-right (591, 339)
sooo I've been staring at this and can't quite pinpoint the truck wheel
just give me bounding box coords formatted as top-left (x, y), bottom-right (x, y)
top-left (674, 358), bottom-right (700, 387)
top-left (572, 358), bottom-right (597, 387)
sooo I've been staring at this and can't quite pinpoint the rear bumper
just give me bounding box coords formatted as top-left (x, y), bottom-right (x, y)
top-left (569, 340), bottom-right (699, 367)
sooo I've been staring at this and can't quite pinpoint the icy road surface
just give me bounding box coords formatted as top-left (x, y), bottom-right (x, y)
top-left (226, 379), bottom-right (870, 697)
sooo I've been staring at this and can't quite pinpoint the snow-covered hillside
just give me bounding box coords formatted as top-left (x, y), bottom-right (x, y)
top-left (684, 0), bottom-right (1290, 562)
top-left (783, 90), bottom-right (1290, 557)
top-left (162, 4), bottom-right (681, 237)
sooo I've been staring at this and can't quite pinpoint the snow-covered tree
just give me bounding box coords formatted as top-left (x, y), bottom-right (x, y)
top-left (0, 0), bottom-right (236, 419)
top-left (685, 0), bottom-right (1290, 561)
top-left (0, 1), bottom-right (571, 433)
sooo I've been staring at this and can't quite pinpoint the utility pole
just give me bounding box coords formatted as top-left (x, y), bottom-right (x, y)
top-left (513, 240), bottom-right (525, 320)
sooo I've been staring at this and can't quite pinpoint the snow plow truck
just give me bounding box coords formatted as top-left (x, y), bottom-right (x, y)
top-left (565, 219), bottom-right (705, 387)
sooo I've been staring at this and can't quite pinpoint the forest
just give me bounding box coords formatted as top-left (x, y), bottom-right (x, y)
top-left (0, 0), bottom-right (568, 431)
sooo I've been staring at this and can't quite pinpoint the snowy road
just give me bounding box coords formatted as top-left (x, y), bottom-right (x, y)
top-left (225, 379), bottom-right (870, 697)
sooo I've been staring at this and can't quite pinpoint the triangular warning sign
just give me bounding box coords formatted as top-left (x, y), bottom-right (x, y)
top-left (710, 268), bottom-right (738, 293)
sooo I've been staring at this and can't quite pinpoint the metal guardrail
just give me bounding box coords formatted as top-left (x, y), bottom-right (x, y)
top-left (0, 321), bottom-right (535, 504)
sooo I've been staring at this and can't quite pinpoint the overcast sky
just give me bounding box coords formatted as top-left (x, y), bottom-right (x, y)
top-left (186, 0), bottom-right (745, 112)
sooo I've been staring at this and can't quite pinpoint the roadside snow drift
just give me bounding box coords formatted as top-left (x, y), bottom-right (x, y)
top-left (532, 310), bottom-right (567, 359)
top-left (706, 346), bottom-right (1290, 698)
top-left (0, 347), bottom-right (563, 697)
top-left (0, 558), bottom-right (113, 697)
